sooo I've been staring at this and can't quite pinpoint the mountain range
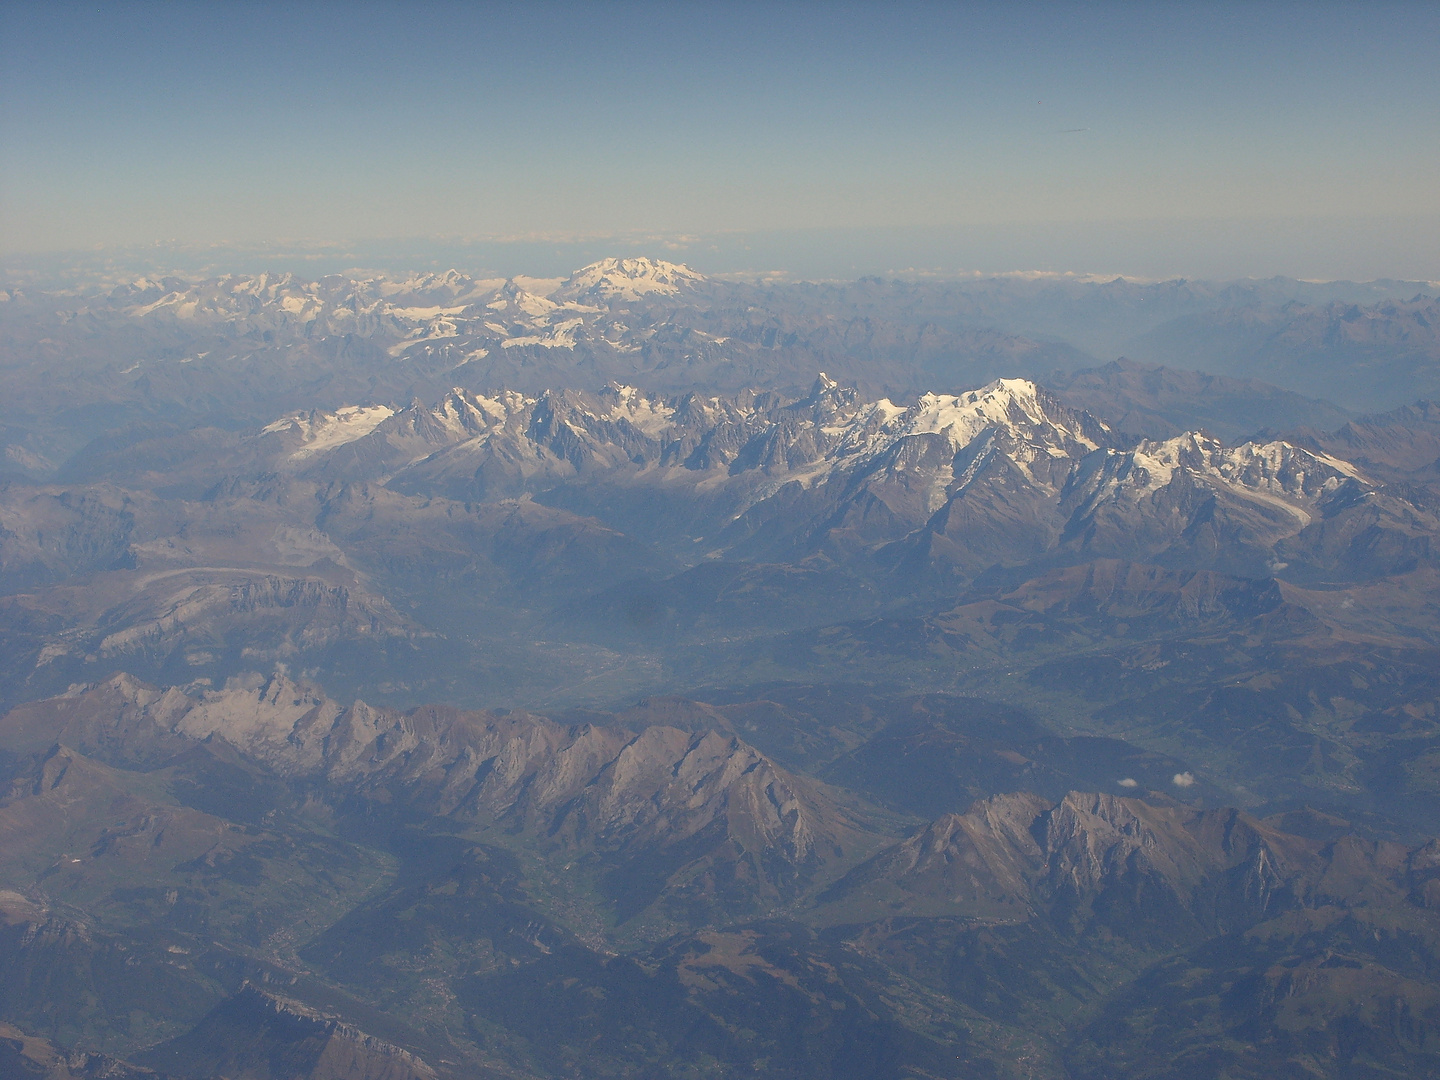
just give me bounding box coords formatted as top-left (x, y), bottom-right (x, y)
top-left (6, 673), bottom-right (1440, 1078)
top-left (2, 256), bottom-right (1440, 1077)
top-left (4, 257), bottom-right (1436, 475)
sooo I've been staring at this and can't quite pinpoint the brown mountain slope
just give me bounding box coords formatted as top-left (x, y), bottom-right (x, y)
top-left (0, 674), bottom-right (884, 924)
top-left (822, 790), bottom-right (1438, 935)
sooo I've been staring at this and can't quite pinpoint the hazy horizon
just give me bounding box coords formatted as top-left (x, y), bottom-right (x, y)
top-left (7, 215), bottom-right (1440, 287)
top-left (4, 1), bottom-right (1438, 281)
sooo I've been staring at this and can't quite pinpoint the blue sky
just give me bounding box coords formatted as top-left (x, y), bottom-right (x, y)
top-left (2, 1), bottom-right (1437, 278)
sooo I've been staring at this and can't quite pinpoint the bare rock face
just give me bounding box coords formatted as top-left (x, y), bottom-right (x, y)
top-left (546, 726), bottom-right (820, 859)
top-left (137, 983), bottom-right (437, 1080)
top-left (831, 790), bottom-right (1051, 919)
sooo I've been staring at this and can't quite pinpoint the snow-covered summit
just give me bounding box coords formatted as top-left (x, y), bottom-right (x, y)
top-left (1101, 432), bottom-right (1364, 502)
top-left (889, 378), bottom-right (1102, 451)
top-left (799, 379), bottom-right (1108, 474)
top-left (557, 258), bottom-right (705, 302)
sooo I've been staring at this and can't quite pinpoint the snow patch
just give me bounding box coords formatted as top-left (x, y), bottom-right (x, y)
top-left (501, 317), bottom-right (584, 349)
top-left (606, 386), bottom-right (676, 436)
top-left (385, 305), bottom-right (471, 320)
top-left (263, 404), bottom-right (395, 459)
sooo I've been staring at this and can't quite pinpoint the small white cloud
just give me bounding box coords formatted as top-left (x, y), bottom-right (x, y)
top-left (1172, 771), bottom-right (1196, 788)
top-left (1117, 778), bottom-right (1139, 788)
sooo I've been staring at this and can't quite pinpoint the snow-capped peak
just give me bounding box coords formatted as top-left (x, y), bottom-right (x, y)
top-left (1119, 433), bottom-right (1364, 498)
top-left (889, 378), bottom-right (1099, 452)
top-left (558, 257), bottom-right (705, 301)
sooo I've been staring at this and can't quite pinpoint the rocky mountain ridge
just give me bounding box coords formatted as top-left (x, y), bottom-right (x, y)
top-left (825, 788), bottom-right (1440, 928)
top-left (5, 674), bottom-right (1440, 1078)
top-left (255, 375), bottom-right (1377, 578)
top-left (2, 671), bottom-right (874, 922)
top-left (137, 983), bottom-right (439, 1080)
